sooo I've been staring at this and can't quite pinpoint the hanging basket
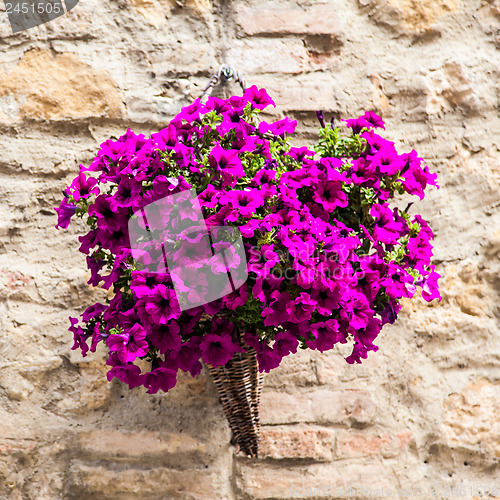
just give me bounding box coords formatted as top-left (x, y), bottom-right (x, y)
top-left (207, 347), bottom-right (265, 457)
top-left (56, 62), bottom-right (441, 464)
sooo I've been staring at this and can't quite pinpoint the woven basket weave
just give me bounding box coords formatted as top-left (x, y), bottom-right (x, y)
top-left (208, 348), bottom-right (265, 457)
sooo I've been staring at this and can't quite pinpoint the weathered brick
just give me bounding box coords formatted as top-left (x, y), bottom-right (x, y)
top-left (260, 389), bottom-right (376, 425)
top-left (360, 0), bottom-right (459, 33)
top-left (336, 428), bottom-right (414, 458)
top-left (130, 0), bottom-right (176, 27)
top-left (477, 1), bottom-right (500, 47)
top-left (235, 1), bottom-right (344, 38)
top-left (77, 429), bottom-right (206, 458)
top-left (0, 440), bottom-right (66, 500)
top-left (439, 261), bottom-right (489, 317)
top-left (425, 61), bottom-right (481, 115)
top-left (130, 0), bottom-right (211, 25)
top-left (0, 268), bottom-right (36, 302)
top-left (227, 38), bottom-right (309, 75)
top-left (0, 49), bottom-right (124, 122)
top-left (68, 462), bottom-right (233, 499)
top-left (260, 425), bottom-right (336, 461)
top-left (148, 39), bottom-right (217, 80)
top-left (0, 368), bottom-right (34, 401)
top-left (442, 377), bottom-right (500, 458)
top-left (313, 350), bottom-right (345, 385)
top-left (249, 74), bottom-right (342, 113)
top-left (236, 462), bottom-right (397, 499)
top-left (264, 349), bottom-right (318, 388)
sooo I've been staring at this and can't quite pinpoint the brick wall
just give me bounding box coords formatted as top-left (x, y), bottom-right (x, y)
top-left (0, 0), bottom-right (499, 498)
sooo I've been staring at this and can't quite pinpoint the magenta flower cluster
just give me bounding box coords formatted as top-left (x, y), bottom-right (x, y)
top-left (56, 85), bottom-right (440, 394)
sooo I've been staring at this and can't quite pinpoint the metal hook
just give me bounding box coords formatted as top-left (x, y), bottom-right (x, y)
top-left (199, 64), bottom-right (247, 102)
top-left (220, 64), bottom-right (234, 81)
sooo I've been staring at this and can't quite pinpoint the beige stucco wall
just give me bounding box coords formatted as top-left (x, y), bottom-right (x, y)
top-left (0, 0), bottom-right (499, 498)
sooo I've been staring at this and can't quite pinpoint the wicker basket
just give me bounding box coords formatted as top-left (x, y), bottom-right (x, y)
top-left (207, 348), bottom-right (265, 457)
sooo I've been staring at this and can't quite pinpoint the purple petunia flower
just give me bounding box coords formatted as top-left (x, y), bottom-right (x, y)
top-left (144, 367), bottom-right (177, 394)
top-left (99, 226), bottom-right (130, 255)
top-left (345, 341), bottom-right (379, 365)
top-left (82, 302), bottom-right (107, 322)
top-left (286, 146), bottom-right (315, 162)
top-left (399, 150), bottom-right (439, 200)
top-left (218, 111), bottom-right (255, 137)
top-left (57, 86), bottom-right (440, 391)
top-left (253, 275), bottom-right (284, 303)
top-left (130, 271), bottom-right (170, 299)
top-left (223, 283), bottom-right (248, 310)
top-left (310, 285), bottom-right (342, 315)
top-left (198, 184), bottom-right (221, 209)
top-left (106, 360), bottom-right (144, 389)
top-left (204, 96), bottom-right (231, 114)
top-left (243, 85), bottom-right (276, 110)
top-left (208, 144), bottom-right (245, 187)
top-left (106, 323), bottom-right (149, 363)
top-left (420, 267), bottom-right (442, 302)
top-left (200, 333), bottom-right (244, 367)
top-left (68, 168), bottom-right (99, 201)
top-left (382, 265), bottom-right (416, 300)
top-left (205, 205), bottom-right (239, 227)
top-left (362, 129), bottom-right (394, 156)
top-left (370, 204), bottom-right (405, 245)
top-left (248, 244), bottom-right (279, 278)
top-left (348, 157), bottom-right (380, 190)
top-left (250, 168), bottom-right (276, 187)
top-left (281, 165), bottom-right (322, 190)
top-left (258, 117), bottom-right (297, 136)
top-left (89, 195), bottom-right (128, 232)
top-left (109, 175), bottom-right (142, 210)
top-left (176, 98), bottom-right (204, 122)
top-left (90, 322), bottom-right (106, 352)
top-left (144, 285), bottom-right (182, 325)
top-left (55, 198), bottom-right (77, 229)
top-left (272, 331), bottom-right (298, 357)
top-left (360, 111), bottom-right (385, 129)
top-left (162, 337), bottom-right (202, 374)
top-left (368, 147), bottom-right (405, 176)
top-left (307, 319), bottom-right (343, 352)
top-left (286, 292), bottom-right (317, 323)
top-left (313, 180), bottom-right (349, 212)
top-left (255, 342), bottom-right (282, 373)
top-left (316, 110), bottom-right (326, 128)
top-left (339, 291), bottom-right (374, 330)
top-left (407, 231), bottom-right (434, 266)
top-left (69, 317), bottom-right (89, 357)
top-left (344, 117), bottom-right (371, 135)
top-left (219, 189), bottom-right (264, 218)
top-left (262, 290), bottom-right (291, 327)
top-left (148, 321), bottom-right (182, 353)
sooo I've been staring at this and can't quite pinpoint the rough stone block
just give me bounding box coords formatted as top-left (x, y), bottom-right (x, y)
top-left (227, 38), bottom-right (309, 75)
top-left (260, 388), bottom-right (376, 425)
top-left (236, 461), bottom-right (398, 499)
top-left (0, 49), bottom-right (123, 122)
top-left (260, 425), bottom-right (336, 461)
top-left (235, 1), bottom-right (344, 39)
top-left (68, 462), bottom-right (232, 499)
top-left (336, 428), bottom-right (414, 458)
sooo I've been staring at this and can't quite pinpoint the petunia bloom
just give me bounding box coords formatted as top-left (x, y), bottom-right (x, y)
top-left (208, 144), bottom-right (245, 187)
top-left (200, 333), bottom-right (244, 367)
top-left (106, 323), bottom-right (149, 363)
top-left (258, 117), bottom-right (297, 136)
top-left (55, 198), bottom-right (77, 229)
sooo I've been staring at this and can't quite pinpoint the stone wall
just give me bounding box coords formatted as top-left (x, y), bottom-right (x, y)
top-left (0, 0), bottom-right (499, 498)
